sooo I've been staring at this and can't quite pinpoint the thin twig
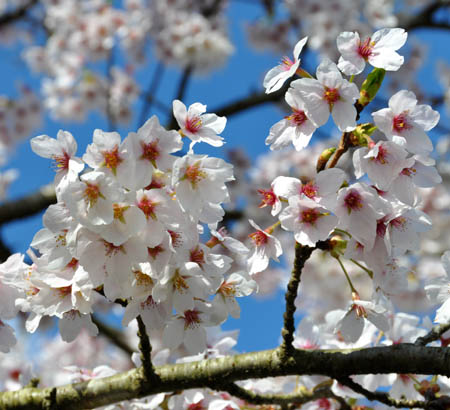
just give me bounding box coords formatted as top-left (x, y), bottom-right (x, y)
top-left (280, 243), bottom-right (315, 354)
top-left (168, 66), bottom-right (193, 129)
top-left (215, 381), bottom-right (343, 407)
top-left (136, 315), bottom-right (157, 381)
top-left (336, 376), bottom-right (427, 409)
top-left (415, 321), bottom-right (450, 346)
top-left (138, 62), bottom-right (165, 128)
top-left (92, 315), bottom-right (135, 357)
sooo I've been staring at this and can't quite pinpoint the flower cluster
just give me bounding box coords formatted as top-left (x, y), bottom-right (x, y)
top-left (0, 102), bottom-right (259, 355)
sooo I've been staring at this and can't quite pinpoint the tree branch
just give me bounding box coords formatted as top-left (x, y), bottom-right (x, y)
top-left (336, 376), bottom-right (426, 409)
top-left (91, 315), bottom-right (135, 357)
top-left (0, 183), bottom-right (56, 225)
top-left (415, 321), bottom-right (450, 346)
top-left (3, 344), bottom-right (450, 409)
top-left (400, 0), bottom-right (450, 31)
top-left (136, 315), bottom-right (157, 381)
top-left (280, 242), bottom-right (315, 354)
top-left (215, 381), bottom-right (342, 407)
top-left (0, 0), bottom-right (38, 28)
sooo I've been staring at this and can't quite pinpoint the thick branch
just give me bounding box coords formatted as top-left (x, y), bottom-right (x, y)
top-left (400, 0), bottom-right (450, 31)
top-left (3, 343), bottom-right (450, 409)
top-left (0, 0), bottom-right (38, 27)
top-left (0, 184), bottom-right (56, 225)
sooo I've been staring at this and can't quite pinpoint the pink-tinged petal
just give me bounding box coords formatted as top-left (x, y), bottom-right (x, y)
top-left (337, 31), bottom-right (361, 56)
top-left (388, 90), bottom-right (417, 114)
top-left (332, 100), bottom-right (357, 132)
top-left (57, 130), bottom-right (77, 156)
top-left (338, 56), bottom-right (365, 75)
top-left (172, 99), bottom-right (187, 127)
top-left (263, 66), bottom-right (290, 94)
top-left (372, 108), bottom-right (394, 135)
top-left (339, 309), bottom-right (364, 343)
top-left (372, 28), bottom-right (407, 50)
top-left (410, 104), bottom-right (440, 131)
top-left (31, 135), bottom-right (63, 158)
top-left (184, 326), bottom-right (207, 354)
top-left (316, 58), bottom-right (342, 86)
top-left (293, 36), bottom-right (308, 60)
top-left (369, 49), bottom-right (404, 71)
top-left (272, 176), bottom-right (301, 198)
top-left (163, 319), bottom-right (184, 350)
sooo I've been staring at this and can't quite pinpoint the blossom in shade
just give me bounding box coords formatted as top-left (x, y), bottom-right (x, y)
top-left (263, 36), bottom-right (308, 94)
top-left (337, 28), bottom-right (407, 75)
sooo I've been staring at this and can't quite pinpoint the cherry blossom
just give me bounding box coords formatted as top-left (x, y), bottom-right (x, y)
top-left (337, 28), bottom-right (407, 75)
top-left (263, 36), bottom-right (308, 94)
top-left (372, 90), bottom-right (440, 155)
top-left (292, 58), bottom-right (359, 132)
top-left (173, 100), bottom-right (226, 148)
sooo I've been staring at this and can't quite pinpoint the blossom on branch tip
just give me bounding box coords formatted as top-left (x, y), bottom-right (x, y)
top-left (337, 28), bottom-right (407, 75)
top-left (173, 100), bottom-right (226, 149)
top-left (372, 90), bottom-right (440, 155)
top-left (263, 36), bottom-right (308, 94)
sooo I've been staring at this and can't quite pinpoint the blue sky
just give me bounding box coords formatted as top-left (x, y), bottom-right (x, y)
top-left (1, 1), bottom-right (450, 354)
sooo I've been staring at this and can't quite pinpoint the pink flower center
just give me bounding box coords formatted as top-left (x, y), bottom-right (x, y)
top-left (219, 281), bottom-right (236, 297)
top-left (324, 87), bottom-right (340, 105)
top-left (168, 230), bottom-right (183, 248)
top-left (392, 113), bottom-right (412, 134)
top-left (358, 37), bottom-right (375, 60)
top-left (183, 162), bottom-right (207, 188)
top-left (372, 144), bottom-right (389, 164)
top-left (376, 219), bottom-right (387, 237)
top-left (300, 208), bottom-right (320, 225)
top-left (140, 140), bottom-right (160, 165)
top-left (185, 115), bottom-right (202, 134)
top-left (343, 189), bottom-right (363, 213)
top-left (317, 398), bottom-right (332, 410)
top-left (103, 240), bottom-right (125, 257)
top-left (301, 182), bottom-right (318, 199)
top-left (102, 145), bottom-right (122, 175)
top-left (52, 151), bottom-right (70, 172)
top-left (137, 196), bottom-right (157, 220)
top-left (190, 246), bottom-right (205, 267)
top-left (113, 203), bottom-right (129, 222)
top-left (401, 167), bottom-right (416, 177)
top-left (257, 189), bottom-right (277, 207)
top-left (57, 285), bottom-right (72, 298)
top-left (249, 230), bottom-right (268, 246)
top-left (147, 245), bottom-right (164, 259)
top-left (287, 109), bottom-right (307, 126)
top-left (83, 182), bottom-right (102, 206)
top-left (183, 309), bottom-right (201, 329)
top-left (66, 257), bottom-right (79, 270)
top-left (281, 56), bottom-right (295, 71)
top-left (141, 295), bottom-right (157, 308)
top-left (390, 216), bottom-right (407, 230)
top-left (187, 402), bottom-right (205, 410)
